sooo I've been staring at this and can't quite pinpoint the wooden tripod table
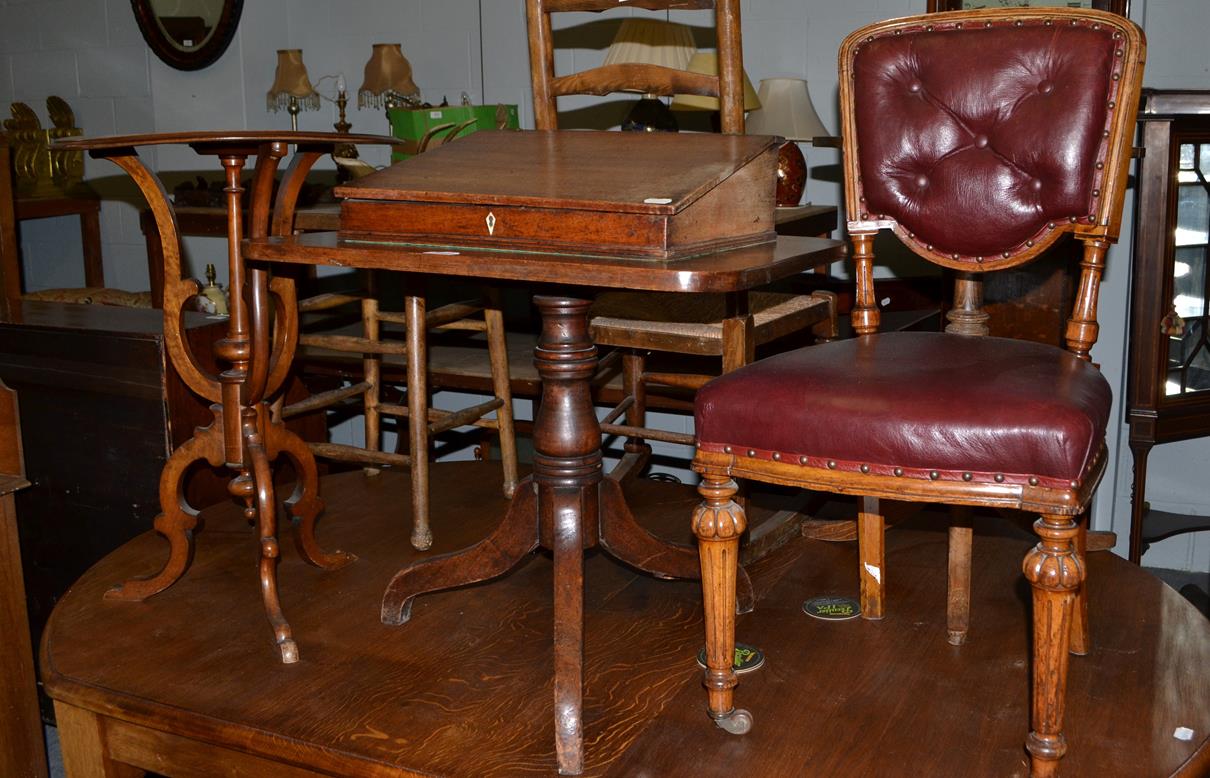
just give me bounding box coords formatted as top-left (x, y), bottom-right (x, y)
top-left (247, 226), bottom-right (844, 773)
top-left (55, 131), bottom-right (396, 664)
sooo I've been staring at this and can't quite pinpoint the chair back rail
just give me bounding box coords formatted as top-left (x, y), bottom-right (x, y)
top-left (838, 8), bottom-right (1145, 358)
top-left (526, 0), bottom-right (745, 134)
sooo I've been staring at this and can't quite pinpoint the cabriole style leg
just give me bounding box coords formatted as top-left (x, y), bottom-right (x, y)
top-left (1023, 513), bottom-right (1085, 777)
top-left (693, 472), bottom-right (751, 735)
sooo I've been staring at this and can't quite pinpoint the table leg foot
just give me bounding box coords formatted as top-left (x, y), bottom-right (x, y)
top-left (264, 416), bottom-right (355, 571)
top-left (598, 477), bottom-right (754, 613)
top-left (381, 481), bottom-right (539, 626)
top-left (106, 422), bottom-right (224, 602)
top-left (247, 426), bottom-right (299, 664)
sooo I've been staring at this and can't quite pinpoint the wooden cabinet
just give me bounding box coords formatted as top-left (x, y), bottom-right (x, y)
top-left (0, 301), bottom-right (227, 714)
top-left (1126, 90), bottom-right (1210, 562)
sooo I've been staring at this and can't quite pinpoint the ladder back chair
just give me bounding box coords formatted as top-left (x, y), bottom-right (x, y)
top-left (690, 9), bottom-right (1144, 777)
top-left (278, 156), bottom-right (518, 551)
top-left (525, 0), bottom-right (837, 477)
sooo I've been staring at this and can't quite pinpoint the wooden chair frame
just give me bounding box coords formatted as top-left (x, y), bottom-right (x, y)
top-left (276, 154), bottom-right (519, 551)
top-left (525, 0), bottom-right (837, 477)
top-left (692, 9), bottom-right (1145, 777)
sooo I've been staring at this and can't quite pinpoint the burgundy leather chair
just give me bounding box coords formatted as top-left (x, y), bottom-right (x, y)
top-left (689, 9), bottom-right (1145, 777)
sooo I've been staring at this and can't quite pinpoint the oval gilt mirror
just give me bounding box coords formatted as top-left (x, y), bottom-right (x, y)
top-left (132, 0), bottom-right (243, 71)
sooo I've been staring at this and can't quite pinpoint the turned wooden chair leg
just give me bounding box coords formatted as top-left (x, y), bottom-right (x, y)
top-left (622, 350), bottom-right (648, 457)
top-left (858, 496), bottom-right (885, 620)
top-left (362, 294), bottom-right (382, 477)
top-left (947, 507), bottom-right (973, 645)
top-left (693, 472), bottom-right (751, 735)
top-left (405, 294), bottom-right (432, 551)
top-left (1023, 513), bottom-right (1085, 778)
top-left (484, 296), bottom-right (518, 499)
top-left (1069, 510), bottom-right (1090, 656)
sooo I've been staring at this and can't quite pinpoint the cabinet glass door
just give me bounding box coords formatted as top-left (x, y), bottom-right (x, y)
top-left (1167, 139), bottom-right (1210, 395)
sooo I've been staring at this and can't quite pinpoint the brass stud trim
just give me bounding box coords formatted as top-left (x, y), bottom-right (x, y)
top-left (827, 460), bottom-right (837, 469)
top-left (1028, 477), bottom-right (1039, 487)
top-left (860, 464), bottom-right (871, 474)
top-left (798, 456), bottom-right (808, 465)
top-left (893, 467), bottom-right (903, 477)
top-left (994, 473), bottom-right (1006, 483)
top-left (746, 449), bottom-right (756, 458)
top-left (929, 470), bottom-right (940, 480)
top-left (724, 446), bottom-right (732, 454)
top-left (772, 452), bottom-right (781, 461)
top-left (962, 472), bottom-right (973, 482)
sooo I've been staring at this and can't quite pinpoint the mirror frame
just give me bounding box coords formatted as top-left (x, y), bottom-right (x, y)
top-left (131, 0), bottom-right (244, 71)
top-left (927, 0), bottom-right (1127, 14)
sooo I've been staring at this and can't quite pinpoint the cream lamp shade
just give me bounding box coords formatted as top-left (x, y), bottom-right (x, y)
top-left (745, 78), bottom-right (829, 141)
top-left (359, 43), bottom-right (420, 109)
top-left (670, 52), bottom-right (760, 112)
top-left (602, 18), bottom-right (696, 76)
top-left (266, 49), bottom-right (319, 112)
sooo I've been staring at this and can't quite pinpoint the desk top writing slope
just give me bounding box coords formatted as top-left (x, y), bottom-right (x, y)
top-left (337, 129), bottom-right (780, 258)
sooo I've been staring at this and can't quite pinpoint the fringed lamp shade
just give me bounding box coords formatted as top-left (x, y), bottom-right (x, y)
top-left (602, 19), bottom-right (696, 76)
top-left (266, 49), bottom-right (319, 113)
top-left (359, 43), bottom-right (420, 109)
top-left (670, 52), bottom-right (760, 112)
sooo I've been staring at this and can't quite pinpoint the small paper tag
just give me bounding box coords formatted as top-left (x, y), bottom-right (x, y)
top-left (1174, 727), bottom-right (1195, 741)
top-left (422, 251), bottom-right (460, 256)
top-left (643, 197), bottom-right (673, 205)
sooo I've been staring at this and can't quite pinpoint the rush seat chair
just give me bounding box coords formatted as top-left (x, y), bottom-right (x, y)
top-left (689, 9), bottom-right (1144, 777)
top-left (525, 0), bottom-right (838, 477)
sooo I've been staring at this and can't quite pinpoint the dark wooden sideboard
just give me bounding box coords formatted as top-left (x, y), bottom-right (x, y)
top-left (0, 301), bottom-right (228, 714)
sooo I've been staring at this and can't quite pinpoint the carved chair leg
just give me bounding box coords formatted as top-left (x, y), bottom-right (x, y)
top-left (858, 496), bottom-right (885, 620)
top-left (947, 507), bottom-right (974, 645)
top-left (484, 294), bottom-right (519, 499)
top-left (405, 294), bottom-right (432, 551)
top-left (1023, 513), bottom-right (1085, 777)
top-left (692, 473), bottom-right (751, 735)
top-left (1069, 510), bottom-right (1090, 656)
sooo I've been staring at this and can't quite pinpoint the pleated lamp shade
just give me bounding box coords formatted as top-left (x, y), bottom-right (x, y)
top-left (602, 19), bottom-right (696, 77)
top-left (670, 52), bottom-right (760, 112)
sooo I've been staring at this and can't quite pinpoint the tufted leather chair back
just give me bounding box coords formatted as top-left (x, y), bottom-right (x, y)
top-left (839, 8), bottom-right (1144, 272)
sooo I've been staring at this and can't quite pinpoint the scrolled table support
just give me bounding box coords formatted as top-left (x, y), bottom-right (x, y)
top-left (62, 133), bottom-right (386, 662)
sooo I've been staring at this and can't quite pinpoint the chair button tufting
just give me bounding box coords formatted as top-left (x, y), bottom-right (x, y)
top-left (915, 174), bottom-right (929, 188)
top-left (1031, 179), bottom-right (1043, 192)
top-left (1038, 80), bottom-right (1055, 95)
top-left (908, 81), bottom-right (922, 93)
top-left (973, 134), bottom-right (989, 148)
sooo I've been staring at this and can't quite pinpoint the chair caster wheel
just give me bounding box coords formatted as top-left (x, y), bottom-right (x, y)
top-left (713, 708), bottom-right (753, 735)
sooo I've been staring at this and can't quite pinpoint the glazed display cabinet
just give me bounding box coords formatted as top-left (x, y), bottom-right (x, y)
top-left (1127, 89), bottom-right (1210, 562)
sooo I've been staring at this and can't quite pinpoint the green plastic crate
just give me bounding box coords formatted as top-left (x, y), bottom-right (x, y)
top-left (387, 103), bottom-right (519, 162)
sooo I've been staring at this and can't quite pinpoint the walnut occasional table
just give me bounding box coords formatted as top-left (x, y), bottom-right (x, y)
top-left (54, 131), bottom-right (397, 664)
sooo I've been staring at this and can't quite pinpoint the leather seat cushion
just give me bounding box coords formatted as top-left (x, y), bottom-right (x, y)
top-left (695, 332), bottom-right (1111, 488)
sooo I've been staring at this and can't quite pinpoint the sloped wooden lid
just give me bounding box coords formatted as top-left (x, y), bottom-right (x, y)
top-left (335, 130), bottom-right (778, 215)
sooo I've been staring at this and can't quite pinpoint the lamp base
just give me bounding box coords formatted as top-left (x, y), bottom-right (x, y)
top-left (775, 140), bottom-right (807, 207)
top-left (622, 97), bottom-right (678, 133)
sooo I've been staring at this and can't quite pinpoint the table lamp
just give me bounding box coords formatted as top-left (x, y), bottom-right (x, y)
top-left (359, 43), bottom-right (420, 111)
top-left (266, 49), bottom-right (319, 131)
top-left (602, 19), bottom-right (696, 132)
top-left (669, 52), bottom-right (760, 132)
top-left (745, 78), bottom-right (829, 206)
